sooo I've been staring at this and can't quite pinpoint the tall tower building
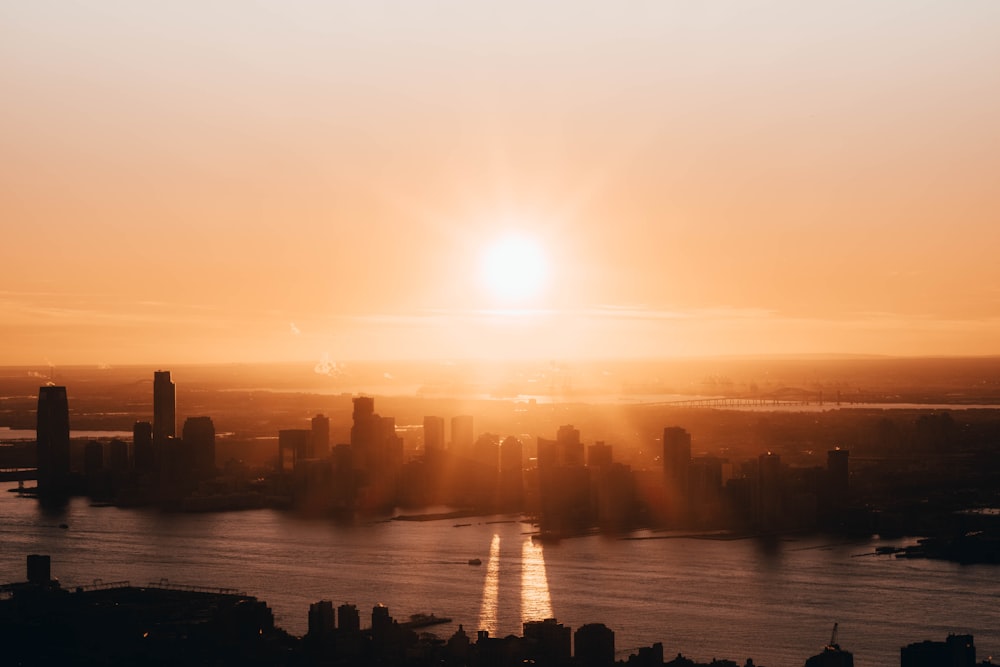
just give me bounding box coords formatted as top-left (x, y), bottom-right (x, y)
top-left (182, 416), bottom-right (216, 479)
top-left (827, 448), bottom-right (850, 500)
top-left (556, 424), bottom-right (584, 467)
top-left (588, 441), bottom-right (613, 469)
top-left (423, 416), bottom-right (445, 457)
top-left (662, 426), bottom-right (692, 521)
top-left (575, 623), bottom-right (615, 667)
top-left (278, 429), bottom-right (310, 472)
top-left (36, 386), bottom-right (71, 497)
top-left (310, 414), bottom-right (330, 459)
top-left (133, 421), bottom-right (154, 473)
top-left (153, 371), bottom-right (176, 443)
top-left (451, 415), bottom-right (474, 455)
top-left (756, 452), bottom-right (783, 531)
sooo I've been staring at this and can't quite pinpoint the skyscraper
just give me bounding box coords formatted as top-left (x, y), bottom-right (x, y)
top-left (36, 385), bottom-right (71, 497)
top-left (133, 421), bottom-right (154, 473)
top-left (278, 429), bottom-right (310, 472)
top-left (662, 426), bottom-right (692, 521)
top-left (451, 415), bottom-right (474, 454)
top-left (153, 371), bottom-right (176, 443)
top-left (182, 416), bottom-right (216, 479)
top-left (423, 416), bottom-right (445, 457)
top-left (310, 414), bottom-right (330, 459)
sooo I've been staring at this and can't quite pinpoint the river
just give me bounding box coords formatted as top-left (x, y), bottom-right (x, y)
top-left (0, 484), bottom-right (996, 666)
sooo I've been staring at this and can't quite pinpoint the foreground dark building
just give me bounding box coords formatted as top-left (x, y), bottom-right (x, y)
top-left (0, 556), bottom-right (293, 667)
top-left (35, 385), bottom-right (70, 498)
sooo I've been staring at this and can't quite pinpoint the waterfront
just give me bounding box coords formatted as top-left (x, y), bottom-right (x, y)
top-left (1, 484), bottom-right (996, 666)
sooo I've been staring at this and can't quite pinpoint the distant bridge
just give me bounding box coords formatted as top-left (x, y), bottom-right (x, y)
top-left (660, 396), bottom-right (816, 408)
top-left (655, 388), bottom-right (865, 408)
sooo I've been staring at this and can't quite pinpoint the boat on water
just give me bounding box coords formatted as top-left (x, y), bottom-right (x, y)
top-left (403, 613), bottom-right (452, 629)
top-left (468, 558), bottom-right (482, 566)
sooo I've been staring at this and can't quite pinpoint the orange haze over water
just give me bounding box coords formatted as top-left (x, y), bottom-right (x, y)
top-left (2, 2), bottom-right (1000, 365)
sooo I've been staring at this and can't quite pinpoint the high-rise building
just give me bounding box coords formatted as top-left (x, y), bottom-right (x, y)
top-left (108, 438), bottom-right (130, 473)
top-left (310, 414), bottom-right (330, 459)
top-left (662, 427), bottom-right (691, 484)
top-left (473, 433), bottom-right (500, 471)
top-left (153, 371), bottom-right (176, 443)
top-left (523, 618), bottom-right (571, 666)
top-left (587, 441), bottom-right (613, 469)
top-left (557, 425), bottom-right (584, 467)
top-left (499, 436), bottom-right (523, 473)
top-left (338, 603), bottom-right (360, 633)
top-left (756, 452), bottom-right (783, 531)
top-left (827, 448), bottom-right (850, 502)
top-left (182, 416), bottom-right (216, 479)
top-left (307, 600), bottom-right (335, 637)
top-left (499, 436), bottom-right (524, 509)
top-left (451, 415), bottom-right (474, 454)
top-left (423, 416), bottom-right (445, 457)
top-left (278, 429), bottom-right (310, 472)
top-left (662, 426), bottom-right (692, 523)
top-left (36, 386), bottom-right (71, 497)
top-left (575, 623), bottom-right (615, 667)
top-left (351, 397), bottom-right (377, 470)
top-left (133, 421), bottom-right (154, 473)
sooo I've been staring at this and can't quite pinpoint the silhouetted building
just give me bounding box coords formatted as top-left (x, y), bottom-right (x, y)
top-left (523, 618), bottom-right (571, 666)
top-left (36, 385), bottom-right (71, 497)
top-left (349, 397), bottom-right (403, 508)
top-left (805, 644), bottom-right (854, 667)
top-left (827, 448), bottom-right (849, 504)
top-left (575, 623), bottom-right (615, 667)
top-left (108, 438), bottom-right (130, 473)
top-left (901, 634), bottom-right (976, 667)
top-left (557, 425), bottom-right (584, 467)
top-left (308, 600), bottom-right (335, 637)
top-left (133, 420), bottom-right (154, 473)
top-left (588, 441), bottom-right (613, 469)
top-left (627, 642), bottom-right (664, 667)
top-left (689, 456), bottom-right (724, 524)
top-left (338, 603), bottom-right (360, 633)
top-left (446, 624), bottom-right (471, 664)
top-left (538, 426), bottom-right (586, 470)
top-left (153, 370), bottom-right (176, 443)
top-left (310, 414), bottom-right (330, 459)
top-left (474, 433), bottom-right (500, 470)
top-left (423, 416), bottom-right (445, 457)
top-left (595, 462), bottom-right (635, 530)
top-left (84, 440), bottom-right (104, 477)
top-left (182, 416), bottom-right (216, 479)
top-left (26, 554), bottom-right (51, 585)
top-left (755, 452), bottom-right (783, 531)
top-left (1, 556), bottom-right (282, 667)
top-left (663, 427), bottom-right (691, 521)
top-left (451, 415), bottom-right (474, 455)
top-left (279, 429), bottom-right (310, 472)
top-left (499, 436), bottom-right (524, 509)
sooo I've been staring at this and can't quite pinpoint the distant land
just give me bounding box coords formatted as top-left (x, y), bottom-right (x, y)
top-left (4, 355), bottom-right (1000, 406)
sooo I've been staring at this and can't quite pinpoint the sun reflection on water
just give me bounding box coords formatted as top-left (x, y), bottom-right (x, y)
top-left (520, 538), bottom-right (553, 623)
top-left (477, 534), bottom-right (501, 634)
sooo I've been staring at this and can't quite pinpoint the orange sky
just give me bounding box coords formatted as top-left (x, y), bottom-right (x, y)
top-left (2, 1), bottom-right (1000, 365)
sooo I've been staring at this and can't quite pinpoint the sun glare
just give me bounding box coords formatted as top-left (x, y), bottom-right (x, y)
top-left (480, 234), bottom-right (548, 303)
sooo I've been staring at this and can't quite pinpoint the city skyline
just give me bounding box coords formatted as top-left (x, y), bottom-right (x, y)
top-left (3, 2), bottom-right (1000, 365)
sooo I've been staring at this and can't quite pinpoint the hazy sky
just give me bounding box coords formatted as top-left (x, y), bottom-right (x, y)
top-left (3, 1), bottom-right (999, 365)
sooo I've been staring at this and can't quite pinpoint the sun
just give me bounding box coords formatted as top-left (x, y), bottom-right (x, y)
top-left (480, 233), bottom-right (548, 303)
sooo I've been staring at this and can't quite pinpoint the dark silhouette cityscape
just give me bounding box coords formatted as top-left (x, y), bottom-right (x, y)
top-left (3, 361), bottom-right (999, 665)
top-left (0, 553), bottom-right (992, 666)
